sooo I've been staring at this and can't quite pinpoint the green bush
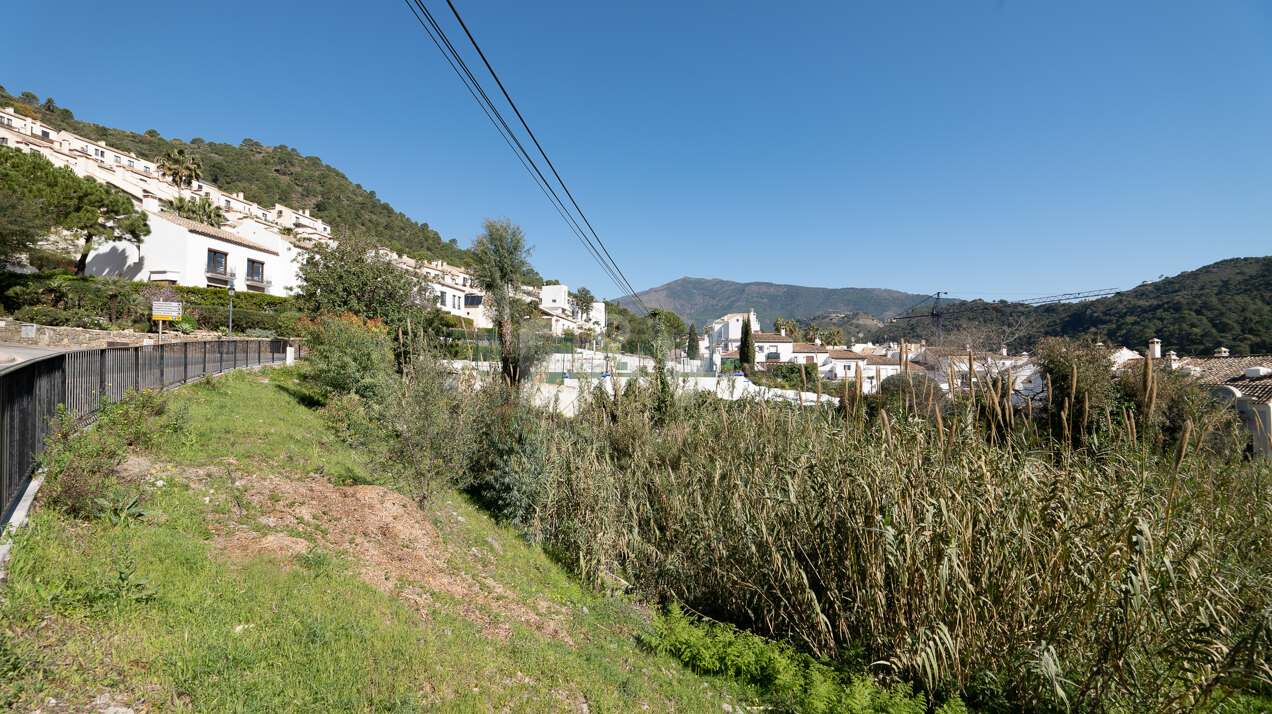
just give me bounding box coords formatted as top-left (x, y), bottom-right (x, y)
top-left (465, 386), bottom-right (544, 530)
top-left (172, 284), bottom-right (294, 311)
top-left (753, 362), bottom-right (819, 390)
top-left (188, 305), bottom-right (281, 334)
top-left (301, 313), bottom-right (396, 402)
top-left (14, 305), bottom-right (112, 330)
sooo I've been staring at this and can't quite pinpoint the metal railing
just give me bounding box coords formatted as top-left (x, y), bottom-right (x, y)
top-left (0, 338), bottom-right (301, 522)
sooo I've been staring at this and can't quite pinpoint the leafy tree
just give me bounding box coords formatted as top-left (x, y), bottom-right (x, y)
top-left (294, 232), bottom-right (422, 331)
top-left (687, 322), bottom-right (700, 359)
top-left (165, 196), bottom-right (226, 227)
top-left (740, 317), bottom-right (755, 371)
top-left (1034, 337), bottom-right (1116, 437)
top-left (472, 217), bottom-right (535, 387)
top-left (0, 148), bottom-right (150, 275)
top-left (648, 308), bottom-right (687, 337)
top-left (569, 285), bottom-right (595, 322)
top-left (157, 147), bottom-right (202, 188)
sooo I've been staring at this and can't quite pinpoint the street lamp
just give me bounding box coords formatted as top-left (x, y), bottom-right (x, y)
top-left (227, 284), bottom-right (235, 340)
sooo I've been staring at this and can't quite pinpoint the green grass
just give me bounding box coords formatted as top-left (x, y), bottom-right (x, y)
top-left (0, 367), bottom-right (775, 712)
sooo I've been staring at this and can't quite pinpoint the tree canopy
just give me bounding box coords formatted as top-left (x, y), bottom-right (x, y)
top-left (0, 147), bottom-right (150, 274)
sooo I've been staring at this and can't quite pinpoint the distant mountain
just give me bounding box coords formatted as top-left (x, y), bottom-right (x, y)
top-left (620, 277), bottom-right (927, 331)
top-left (868, 256), bottom-right (1272, 357)
top-left (800, 311), bottom-right (885, 342)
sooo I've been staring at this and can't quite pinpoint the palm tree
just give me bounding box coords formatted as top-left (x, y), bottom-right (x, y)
top-left (157, 147), bottom-right (203, 188)
top-left (166, 196), bottom-right (226, 227)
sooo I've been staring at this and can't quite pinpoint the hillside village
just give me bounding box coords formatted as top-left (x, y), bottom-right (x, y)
top-left (0, 104), bottom-right (604, 336)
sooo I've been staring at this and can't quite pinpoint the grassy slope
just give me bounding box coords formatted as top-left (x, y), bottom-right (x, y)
top-left (0, 368), bottom-right (759, 712)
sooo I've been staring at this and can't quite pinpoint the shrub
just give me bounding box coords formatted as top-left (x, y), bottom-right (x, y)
top-left (301, 313), bottom-right (396, 402)
top-left (878, 371), bottom-right (947, 417)
top-left (244, 328), bottom-right (277, 339)
top-left (465, 384), bottom-right (544, 530)
top-left (39, 407), bottom-right (126, 516)
top-left (375, 353), bottom-right (476, 502)
top-left (38, 389), bottom-right (172, 517)
top-left (15, 305), bottom-right (70, 326)
top-left (1033, 337), bottom-right (1116, 435)
top-left (754, 363), bottom-right (819, 391)
top-left (189, 305), bottom-right (281, 334)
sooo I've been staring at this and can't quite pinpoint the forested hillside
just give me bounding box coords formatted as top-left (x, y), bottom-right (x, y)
top-left (0, 86), bottom-right (475, 268)
top-left (869, 257), bottom-right (1272, 356)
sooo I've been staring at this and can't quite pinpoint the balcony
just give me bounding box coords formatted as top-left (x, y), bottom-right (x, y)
top-left (205, 265), bottom-right (236, 280)
top-left (244, 272), bottom-right (272, 288)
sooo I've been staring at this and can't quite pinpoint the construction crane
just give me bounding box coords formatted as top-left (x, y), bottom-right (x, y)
top-left (887, 288), bottom-right (1121, 344)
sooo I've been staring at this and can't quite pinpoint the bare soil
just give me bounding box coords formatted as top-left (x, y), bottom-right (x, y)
top-left (127, 454), bottom-right (574, 644)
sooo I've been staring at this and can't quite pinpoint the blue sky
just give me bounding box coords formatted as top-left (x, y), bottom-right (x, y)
top-left (3, 1), bottom-right (1271, 302)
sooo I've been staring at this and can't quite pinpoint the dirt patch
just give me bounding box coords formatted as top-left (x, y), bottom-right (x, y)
top-left (201, 469), bottom-right (572, 644)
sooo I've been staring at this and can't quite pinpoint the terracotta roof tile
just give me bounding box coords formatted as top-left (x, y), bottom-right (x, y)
top-left (1179, 355), bottom-right (1272, 384)
top-left (149, 211), bottom-right (279, 256)
top-left (792, 342), bottom-right (829, 353)
top-left (753, 331), bottom-right (793, 343)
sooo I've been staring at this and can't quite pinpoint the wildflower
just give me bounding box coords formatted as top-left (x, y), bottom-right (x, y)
top-left (154, 479), bottom-right (166, 488)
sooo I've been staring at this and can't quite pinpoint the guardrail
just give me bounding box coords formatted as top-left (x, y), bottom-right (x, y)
top-left (0, 338), bottom-right (301, 521)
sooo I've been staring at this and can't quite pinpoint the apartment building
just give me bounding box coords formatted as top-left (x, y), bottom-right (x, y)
top-left (0, 105), bottom-right (326, 296)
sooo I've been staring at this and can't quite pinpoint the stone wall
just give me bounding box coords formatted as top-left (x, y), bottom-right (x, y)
top-left (0, 320), bottom-right (224, 350)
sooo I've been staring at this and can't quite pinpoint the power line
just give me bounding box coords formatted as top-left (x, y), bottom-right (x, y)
top-left (403, 0), bottom-right (649, 313)
top-left (401, 0), bottom-right (633, 304)
top-left (442, 0), bottom-right (646, 311)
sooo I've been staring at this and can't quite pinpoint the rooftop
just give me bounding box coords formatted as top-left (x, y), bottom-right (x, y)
top-left (148, 211), bottom-right (278, 256)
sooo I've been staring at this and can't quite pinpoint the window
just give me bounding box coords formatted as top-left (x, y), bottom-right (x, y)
top-left (144, 166), bottom-right (151, 173)
top-left (247, 259), bottom-right (264, 282)
top-left (452, 295), bottom-right (460, 309)
top-left (41, 130), bottom-right (50, 138)
top-left (206, 249), bottom-right (228, 275)
top-left (224, 199), bottom-right (232, 208)
top-left (127, 160), bottom-right (134, 168)
top-left (0, 138), bottom-right (6, 146)
top-left (113, 154), bottom-right (121, 163)
top-left (464, 295), bottom-right (482, 307)
top-left (437, 290), bottom-right (446, 307)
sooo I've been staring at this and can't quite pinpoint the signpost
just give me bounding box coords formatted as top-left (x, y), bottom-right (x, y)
top-left (151, 301), bottom-right (182, 342)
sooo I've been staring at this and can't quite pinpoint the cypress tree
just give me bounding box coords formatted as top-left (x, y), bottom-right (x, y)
top-left (740, 318), bottom-right (755, 371)
top-left (687, 322), bottom-right (700, 359)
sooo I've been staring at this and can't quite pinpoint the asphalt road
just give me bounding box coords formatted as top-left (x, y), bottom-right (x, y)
top-left (0, 342), bottom-right (63, 367)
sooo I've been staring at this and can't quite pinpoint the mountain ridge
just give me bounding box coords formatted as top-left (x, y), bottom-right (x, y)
top-left (620, 276), bottom-right (928, 330)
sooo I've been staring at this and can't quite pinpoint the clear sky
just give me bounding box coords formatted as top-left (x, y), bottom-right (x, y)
top-left (3, 1), bottom-right (1271, 302)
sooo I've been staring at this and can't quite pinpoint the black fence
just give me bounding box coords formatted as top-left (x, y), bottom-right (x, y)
top-left (0, 338), bottom-right (300, 522)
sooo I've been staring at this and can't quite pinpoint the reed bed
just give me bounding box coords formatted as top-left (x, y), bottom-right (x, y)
top-left (526, 379), bottom-right (1272, 711)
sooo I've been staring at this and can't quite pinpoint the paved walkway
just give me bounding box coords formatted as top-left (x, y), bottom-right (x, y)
top-left (0, 342), bottom-right (62, 367)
